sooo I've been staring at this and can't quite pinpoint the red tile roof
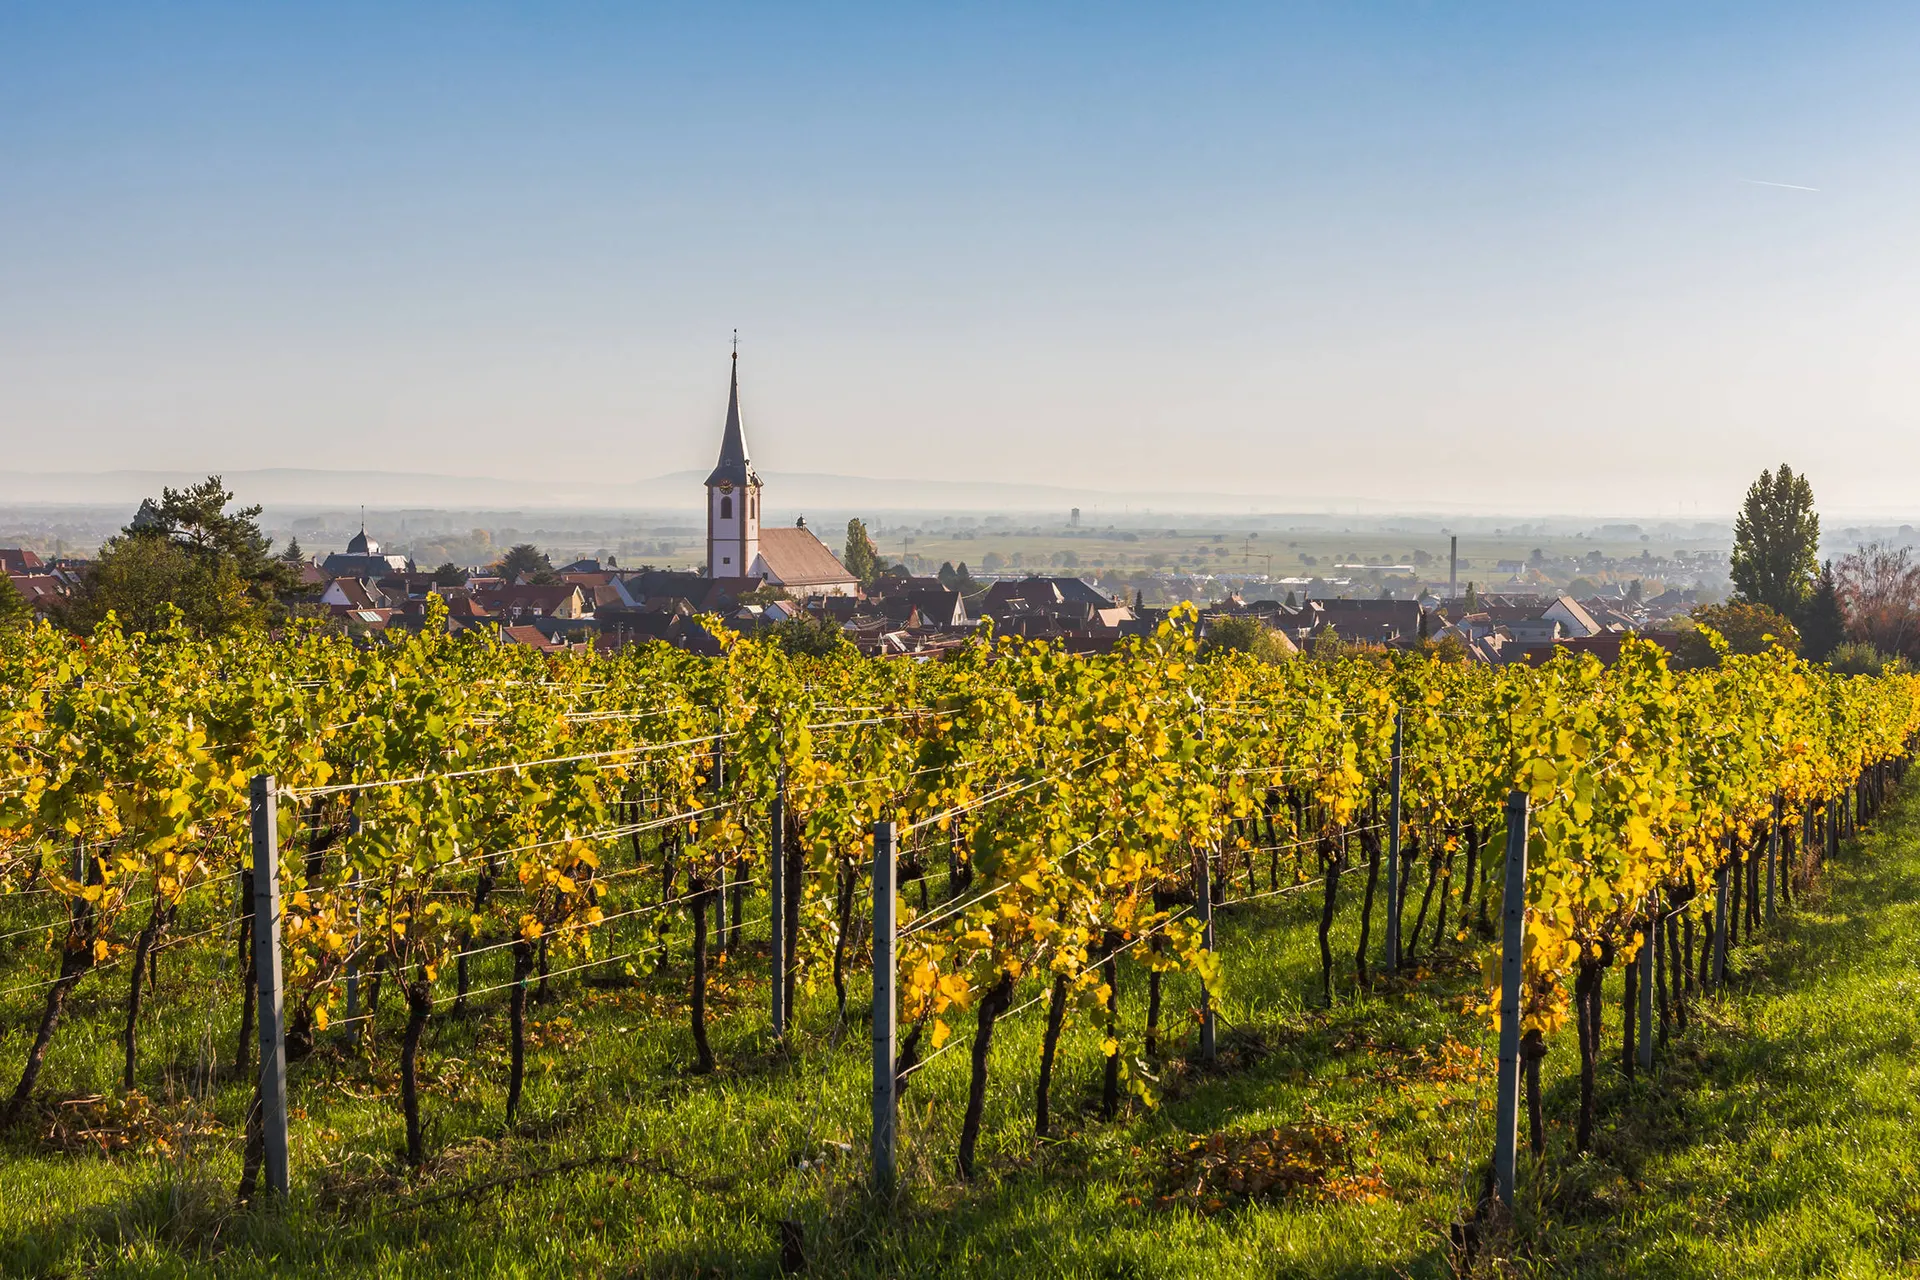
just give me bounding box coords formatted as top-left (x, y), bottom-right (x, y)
top-left (755, 527), bottom-right (856, 589)
top-left (500, 625), bottom-right (566, 652)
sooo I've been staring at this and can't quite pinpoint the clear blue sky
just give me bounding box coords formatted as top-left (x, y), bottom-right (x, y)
top-left (4, 3), bottom-right (1919, 513)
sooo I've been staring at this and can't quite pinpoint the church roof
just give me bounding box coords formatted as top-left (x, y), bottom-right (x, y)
top-left (346, 523), bottom-right (380, 555)
top-left (754, 527), bottom-right (856, 588)
top-left (704, 353), bottom-right (760, 490)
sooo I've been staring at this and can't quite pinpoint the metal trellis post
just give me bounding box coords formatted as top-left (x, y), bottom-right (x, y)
top-left (870, 821), bottom-right (898, 1195)
top-left (770, 771), bottom-right (787, 1039)
top-left (249, 775), bottom-right (290, 1197)
top-left (1493, 790), bottom-right (1529, 1208)
top-left (1385, 709), bottom-right (1404, 974)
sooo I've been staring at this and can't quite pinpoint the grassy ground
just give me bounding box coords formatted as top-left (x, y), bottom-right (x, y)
top-left (4, 793), bottom-right (1920, 1278)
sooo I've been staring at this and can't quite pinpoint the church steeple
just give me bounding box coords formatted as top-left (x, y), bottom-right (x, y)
top-left (704, 341), bottom-right (758, 489)
top-left (705, 337), bottom-right (762, 578)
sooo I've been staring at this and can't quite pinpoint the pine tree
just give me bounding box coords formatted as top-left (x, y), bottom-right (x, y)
top-left (1797, 561), bottom-right (1846, 661)
top-left (1731, 464), bottom-right (1820, 617)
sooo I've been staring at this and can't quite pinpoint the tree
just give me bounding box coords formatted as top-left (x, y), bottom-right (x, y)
top-left (843, 519), bottom-right (879, 586)
top-left (61, 476), bottom-right (294, 637)
top-left (432, 563), bottom-right (468, 589)
top-left (0, 574), bottom-right (32, 630)
top-left (1730, 464), bottom-right (1820, 616)
top-left (736, 583), bottom-right (791, 606)
top-left (1464, 583), bottom-right (1480, 614)
top-left (772, 611), bottom-right (851, 658)
top-left (1626, 579), bottom-right (1643, 605)
top-left (280, 537), bottom-right (305, 566)
top-left (1670, 601), bottom-right (1800, 670)
top-left (498, 544), bottom-right (551, 583)
top-left (1797, 562), bottom-right (1847, 662)
top-left (1834, 543), bottom-right (1920, 660)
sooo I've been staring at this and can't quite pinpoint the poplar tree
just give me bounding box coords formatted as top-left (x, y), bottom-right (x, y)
top-left (843, 518), bottom-right (879, 586)
top-left (1731, 464), bottom-right (1820, 617)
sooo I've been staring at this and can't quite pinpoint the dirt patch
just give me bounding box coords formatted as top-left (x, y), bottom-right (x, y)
top-left (32, 1090), bottom-right (225, 1157)
top-left (1143, 1123), bottom-right (1387, 1213)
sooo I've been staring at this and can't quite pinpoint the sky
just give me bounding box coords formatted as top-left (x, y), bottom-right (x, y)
top-left (4, 3), bottom-right (1920, 515)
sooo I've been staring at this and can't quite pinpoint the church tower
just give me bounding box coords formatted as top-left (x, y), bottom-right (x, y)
top-left (705, 345), bottom-right (761, 579)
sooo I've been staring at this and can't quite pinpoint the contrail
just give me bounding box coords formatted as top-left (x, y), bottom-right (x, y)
top-left (1742, 178), bottom-right (1820, 192)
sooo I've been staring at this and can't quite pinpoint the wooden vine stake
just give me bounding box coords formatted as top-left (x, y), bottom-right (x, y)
top-left (1492, 789), bottom-right (1529, 1209)
top-left (870, 821), bottom-right (898, 1196)
top-left (1636, 900), bottom-right (1655, 1074)
top-left (1198, 845), bottom-right (1217, 1063)
top-left (1711, 856), bottom-right (1730, 987)
top-left (1766, 792), bottom-right (1781, 924)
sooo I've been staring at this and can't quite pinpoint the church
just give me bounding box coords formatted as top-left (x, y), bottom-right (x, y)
top-left (705, 349), bottom-right (860, 597)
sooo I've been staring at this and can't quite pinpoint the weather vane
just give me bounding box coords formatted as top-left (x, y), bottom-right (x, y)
top-left (732, 328), bottom-right (738, 358)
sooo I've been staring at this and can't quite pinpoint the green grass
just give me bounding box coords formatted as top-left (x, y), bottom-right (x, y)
top-left (5, 797), bottom-right (1920, 1277)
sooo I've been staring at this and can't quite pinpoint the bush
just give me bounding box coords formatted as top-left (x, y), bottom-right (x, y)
top-left (771, 612), bottom-right (850, 658)
top-left (1826, 641), bottom-right (1911, 676)
top-left (1203, 615), bottom-right (1296, 664)
top-left (1670, 601), bottom-right (1800, 670)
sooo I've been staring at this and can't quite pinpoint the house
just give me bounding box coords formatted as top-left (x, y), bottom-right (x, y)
top-left (321, 523), bottom-right (410, 579)
top-left (590, 610), bottom-right (725, 656)
top-left (0, 549), bottom-right (46, 575)
top-left (1579, 598), bottom-right (1641, 631)
top-left (499, 625), bottom-right (569, 653)
top-left (474, 583), bottom-right (587, 621)
top-left (619, 569), bottom-right (713, 608)
top-left (981, 576), bottom-right (1116, 615)
top-left (749, 523), bottom-right (861, 597)
top-left (1296, 598), bottom-right (1430, 646)
top-left (321, 578), bottom-right (394, 611)
top-left (1505, 616), bottom-right (1568, 644)
top-left (1541, 595), bottom-right (1602, 638)
top-left (6, 573), bottom-right (65, 618)
top-left (1510, 632), bottom-right (1679, 668)
top-left (290, 560), bottom-right (330, 591)
top-left (338, 608), bottom-right (397, 633)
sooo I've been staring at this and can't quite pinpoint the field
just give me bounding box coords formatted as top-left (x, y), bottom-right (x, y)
top-left (3, 612), bottom-right (1915, 1279)
top-left (5, 788), bottom-right (1919, 1278)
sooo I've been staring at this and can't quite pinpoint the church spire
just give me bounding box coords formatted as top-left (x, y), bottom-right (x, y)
top-left (704, 336), bottom-right (758, 489)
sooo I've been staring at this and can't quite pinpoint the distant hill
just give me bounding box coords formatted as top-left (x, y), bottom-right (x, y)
top-left (0, 466), bottom-right (1292, 515)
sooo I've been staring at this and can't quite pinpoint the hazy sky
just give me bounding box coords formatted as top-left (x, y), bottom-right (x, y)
top-left (5, 3), bottom-right (1920, 514)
